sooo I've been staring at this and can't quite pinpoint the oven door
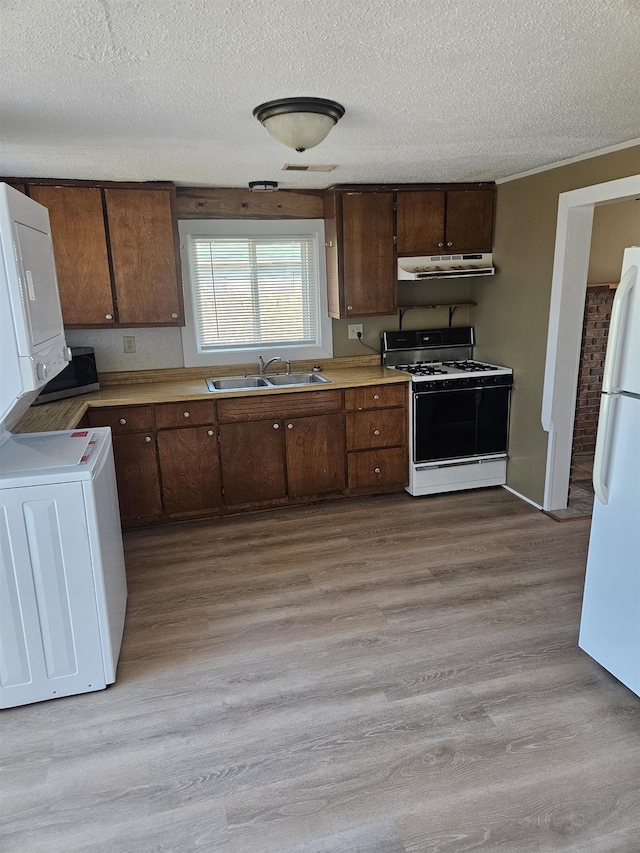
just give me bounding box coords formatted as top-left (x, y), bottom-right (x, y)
top-left (413, 385), bottom-right (510, 463)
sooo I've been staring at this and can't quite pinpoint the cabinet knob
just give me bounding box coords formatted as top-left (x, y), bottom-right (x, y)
top-left (287, 423), bottom-right (294, 429)
top-left (373, 429), bottom-right (380, 436)
top-left (347, 305), bottom-right (353, 311)
top-left (374, 467), bottom-right (381, 474)
top-left (106, 313), bottom-right (113, 320)
top-left (183, 411), bottom-right (190, 418)
top-left (273, 423), bottom-right (280, 429)
top-left (447, 242), bottom-right (453, 247)
top-left (373, 394), bottom-right (380, 400)
top-left (207, 429), bottom-right (214, 436)
top-left (145, 436), bottom-right (152, 443)
top-left (119, 418), bottom-right (127, 425)
top-left (438, 242), bottom-right (444, 248)
top-left (171, 313), bottom-right (179, 319)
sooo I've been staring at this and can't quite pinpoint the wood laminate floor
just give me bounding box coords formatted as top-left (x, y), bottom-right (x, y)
top-left (2, 489), bottom-right (639, 853)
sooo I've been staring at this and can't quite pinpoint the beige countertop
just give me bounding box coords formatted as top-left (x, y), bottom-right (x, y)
top-left (15, 365), bottom-right (409, 434)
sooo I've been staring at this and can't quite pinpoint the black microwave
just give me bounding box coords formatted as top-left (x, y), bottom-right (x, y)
top-left (33, 346), bottom-right (99, 405)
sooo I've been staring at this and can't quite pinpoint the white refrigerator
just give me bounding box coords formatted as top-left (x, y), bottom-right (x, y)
top-left (579, 246), bottom-right (640, 696)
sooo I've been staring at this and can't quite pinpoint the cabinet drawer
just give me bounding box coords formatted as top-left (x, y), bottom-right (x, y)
top-left (88, 406), bottom-right (153, 434)
top-left (217, 390), bottom-right (343, 423)
top-left (347, 447), bottom-right (408, 489)
top-left (155, 400), bottom-right (216, 429)
top-left (344, 384), bottom-right (407, 411)
top-left (346, 408), bottom-right (407, 451)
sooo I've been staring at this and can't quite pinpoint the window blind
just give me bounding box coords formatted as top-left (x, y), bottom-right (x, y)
top-left (189, 235), bottom-right (319, 351)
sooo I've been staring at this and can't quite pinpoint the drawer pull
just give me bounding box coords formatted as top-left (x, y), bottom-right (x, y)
top-left (183, 411), bottom-right (190, 418)
top-left (287, 423), bottom-right (294, 429)
top-left (373, 394), bottom-right (380, 400)
top-left (207, 430), bottom-right (214, 436)
top-left (374, 467), bottom-right (381, 474)
top-left (105, 313), bottom-right (113, 320)
top-left (119, 418), bottom-right (127, 425)
top-left (171, 313), bottom-right (179, 319)
top-left (347, 304), bottom-right (353, 311)
top-left (373, 429), bottom-right (380, 436)
top-left (144, 436), bottom-right (152, 443)
top-left (273, 423), bottom-right (280, 429)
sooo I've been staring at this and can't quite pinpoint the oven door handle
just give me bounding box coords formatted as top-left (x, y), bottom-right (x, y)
top-left (413, 384), bottom-right (511, 395)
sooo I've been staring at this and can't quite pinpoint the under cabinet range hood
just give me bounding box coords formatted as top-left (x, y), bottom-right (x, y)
top-left (398, 253), bottom-right (495, 280)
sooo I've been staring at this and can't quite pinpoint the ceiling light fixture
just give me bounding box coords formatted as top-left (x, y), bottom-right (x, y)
top-left (248, 180), bottom-right (278, 192)
top-left (253, 97), bottom-right (345, 153)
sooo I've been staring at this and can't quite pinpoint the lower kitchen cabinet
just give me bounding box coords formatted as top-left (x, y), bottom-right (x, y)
top-left (219, 420), bottom-right (287, 506)
top-left (347, 447), bottom-right (408, 490)
top-left (112, 432), bottom-right (162, 522)
top-left (284, 413), bottom-right (346, 497)
top-left (157, 426), bottom-right (222, 515)
top-left (86, 382), bottom-right (408, 524)
top-left (345, 383), bottom-right (409, 493)
top-left (88, 406), bottom-right (162, 523)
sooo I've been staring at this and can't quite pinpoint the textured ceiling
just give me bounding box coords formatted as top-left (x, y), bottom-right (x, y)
top-left (1, 0), bottom-right (639, 188)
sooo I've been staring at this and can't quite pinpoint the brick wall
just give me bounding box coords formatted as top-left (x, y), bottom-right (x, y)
top-left (572, 286), bottom-right (614, 455)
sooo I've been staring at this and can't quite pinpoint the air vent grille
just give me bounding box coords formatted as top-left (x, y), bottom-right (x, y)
top-left (281, 164), bottom-right (336, 172)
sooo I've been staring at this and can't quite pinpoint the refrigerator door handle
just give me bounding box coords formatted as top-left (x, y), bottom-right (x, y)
top-left (602, 263), bottom-right (637, 394)
top-left (593, 393), bottom-right (616, 505)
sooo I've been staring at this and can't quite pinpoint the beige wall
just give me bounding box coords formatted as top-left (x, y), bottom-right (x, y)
top-left (588, 198), bottom-right (640, 284)
top-left (471, 145), bottom-right (640, 506)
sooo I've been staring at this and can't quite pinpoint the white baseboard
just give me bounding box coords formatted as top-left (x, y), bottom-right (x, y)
top-left (502, 484), bottom-right (544, 510)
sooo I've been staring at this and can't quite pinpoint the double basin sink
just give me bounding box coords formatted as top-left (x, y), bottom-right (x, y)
top-left (206, 372), bottom-right (331, 392)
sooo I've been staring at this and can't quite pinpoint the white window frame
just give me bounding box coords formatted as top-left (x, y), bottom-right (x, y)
top-left (179, 219), bottom-right (333, 367)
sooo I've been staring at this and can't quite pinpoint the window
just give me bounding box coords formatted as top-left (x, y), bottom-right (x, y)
top-left (180, 219), bottom-right (332, 367)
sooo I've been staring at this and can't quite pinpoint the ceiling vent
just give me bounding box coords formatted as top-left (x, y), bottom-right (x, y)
top-left (281, 164), bottom-right (336, 172)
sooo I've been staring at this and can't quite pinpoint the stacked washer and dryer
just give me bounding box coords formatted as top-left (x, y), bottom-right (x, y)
top-left (0, 184), bottom-right (127, 709)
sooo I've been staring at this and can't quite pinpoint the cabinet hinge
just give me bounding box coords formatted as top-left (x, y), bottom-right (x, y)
top-left (393, 235), bottom-right (397, 244)
top-left (221, 487), bottom-right (225, 495)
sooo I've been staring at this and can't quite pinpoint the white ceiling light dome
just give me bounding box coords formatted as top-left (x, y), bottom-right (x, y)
top-left (253, 97), bottom-right (345, 153)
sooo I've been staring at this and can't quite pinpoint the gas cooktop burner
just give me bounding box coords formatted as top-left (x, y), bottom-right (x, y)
top-left (397, 362), bottom-right (447, 376)
top-left (442, 360), bottom-right (498, 371)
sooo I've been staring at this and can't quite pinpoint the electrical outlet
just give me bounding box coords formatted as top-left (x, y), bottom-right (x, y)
top-left (123, 336), bottom-right (136, 353)
top-left (348, 324), bottom-right (363, 340)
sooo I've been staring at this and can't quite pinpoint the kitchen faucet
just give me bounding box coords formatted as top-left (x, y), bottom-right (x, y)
top-left (257, 355), bottom-right (282, 375)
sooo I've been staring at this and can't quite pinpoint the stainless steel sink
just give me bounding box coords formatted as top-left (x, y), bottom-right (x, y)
top-left (206, 372), bottom-right (331, 392)
top-left (265, 372), bottom-right (331, 386)
top-left (206, 376), bottom-right (270, 391)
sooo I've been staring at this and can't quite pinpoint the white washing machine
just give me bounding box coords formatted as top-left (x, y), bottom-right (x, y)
top-left (0, 427), bottom-right (127, 708)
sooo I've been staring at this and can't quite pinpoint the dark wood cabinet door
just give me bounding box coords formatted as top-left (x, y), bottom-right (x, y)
top-left (112, 433), bottom-right (162, 521)
top-left (219, 421), bottom-right (287, 506)
top-left (104, 188), bottom-right (183, 326)
top-left (285, 413), bottom-right (346, 497)
top-left (445, 188), bottom-right (495, 252)
top-left (396, 191), bottom-right (445, 254)
top-left (29, 186), bottom-right (114, 326)
top-left (341, 192), bottom-right (396, 316)
top-left (157, 427), bottom-right (221, 515)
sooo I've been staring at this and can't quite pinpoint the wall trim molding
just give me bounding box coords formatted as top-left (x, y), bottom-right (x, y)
top-left (541, 173), bottom-right (640, 511)
top-left (502, 485), bottom-right (543, 510)
top-left (496, 139), bottom-right (640, 185)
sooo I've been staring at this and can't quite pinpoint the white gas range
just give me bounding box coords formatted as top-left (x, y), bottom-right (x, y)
top-left (382, 328), bottom-right (513, 496)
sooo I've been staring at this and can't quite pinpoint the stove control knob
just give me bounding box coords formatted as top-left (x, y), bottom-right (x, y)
top-left (442, 379), bottom-right (454, 388)
top-left (36, 362), bottom-right (48, 381)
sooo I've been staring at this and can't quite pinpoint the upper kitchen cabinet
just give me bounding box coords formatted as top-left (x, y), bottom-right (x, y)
top-left (396, 186), bottom-right (495, 255)
top-left (29, 186), bottom-right (115, 326)
top-left (324, 189), bottom-right (396, 319)
top-left (23, 181), bottom-right (184, 329)
top-left (103, 188), bottom-right (183, 326)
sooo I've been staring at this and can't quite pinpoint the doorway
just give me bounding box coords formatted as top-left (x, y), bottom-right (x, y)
top-left (541, 174), bottom-right (640, 513)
